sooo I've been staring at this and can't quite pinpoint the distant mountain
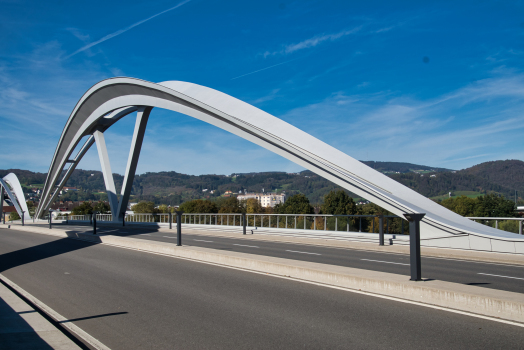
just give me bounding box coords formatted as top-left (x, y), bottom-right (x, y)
top-left (459, 160), bottom-right (524, 195)
top-left (2, 160), bottom-right (522, 205)
top-left (359, 161), bottom-right (452, 174)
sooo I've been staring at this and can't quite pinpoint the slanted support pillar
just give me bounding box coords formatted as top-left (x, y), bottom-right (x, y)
top-left (93, 130), bottom-right (118, 218)
top-left (116, 107), bottom-right (153, 222)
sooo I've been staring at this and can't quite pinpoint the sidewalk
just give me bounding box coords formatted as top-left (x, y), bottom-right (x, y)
top-left (0, 279), bottom-right (80, 349)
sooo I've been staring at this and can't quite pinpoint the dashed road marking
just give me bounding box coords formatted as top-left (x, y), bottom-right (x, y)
top-left (286, 250), bottom-right (321, 255)
top-left (478, 273), bottom-right (524, 280)
top-left (233, 244), bottom-right (259, 248)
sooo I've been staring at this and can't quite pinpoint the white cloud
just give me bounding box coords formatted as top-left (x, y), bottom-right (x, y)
top-left (264, 27), bottom-right (362, 57)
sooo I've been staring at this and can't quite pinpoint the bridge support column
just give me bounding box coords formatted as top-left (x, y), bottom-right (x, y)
top-left (378, 215), bottom-right (384, 246)
top-left (176, 211), bottom-right (183, 246)
top-left (404, 213), bottom-right (425, 281)
top-left (116, 107), bottom-right (153, 222)
top-left (0, 186), bottom-right (3, 223)
top-left (93, 130), bottom-right (118, 218)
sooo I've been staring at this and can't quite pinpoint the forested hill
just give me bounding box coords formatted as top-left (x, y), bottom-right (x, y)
top-left (2, 159), bottom-right (523, 205)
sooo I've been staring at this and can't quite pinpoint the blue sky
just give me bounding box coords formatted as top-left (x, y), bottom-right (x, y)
top-left (1, 0), bottom-right (524, 175)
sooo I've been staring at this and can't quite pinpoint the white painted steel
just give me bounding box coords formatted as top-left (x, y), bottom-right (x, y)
top-left (35, 77), bottom-right (524, 253)
top-left (1, 173), bottom-right (30, 221)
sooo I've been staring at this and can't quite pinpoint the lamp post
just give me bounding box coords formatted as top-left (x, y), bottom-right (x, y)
top-left (403, 213), bottom-right (425, 281)
top-left (48, 209), bottom-right (53, 229)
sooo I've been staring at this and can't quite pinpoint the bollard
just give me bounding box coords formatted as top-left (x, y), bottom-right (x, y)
top-left (3, 212), bottom-right (5, 224)
top-left (242, 213), bottom-right (247, 235)
top-left (403, 213), bottom-right (425, 281)
top-left (93, 212), bottom-right (97, 235)
top-left (21, 211), bottom-right (25, 226)
top-left (176, 211), bottom-right (183, 246)
top-left (169, 212), bottom-right (172, 230)
top-left (378, 215), bottom-right (384, 246)
top-left (49, 209), bottom-right (53, 229)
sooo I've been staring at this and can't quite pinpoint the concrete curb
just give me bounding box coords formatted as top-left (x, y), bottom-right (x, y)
top-left (0, 277), bottom-right (81, 349)
top-left (6, 225), bottom-right (524, 324)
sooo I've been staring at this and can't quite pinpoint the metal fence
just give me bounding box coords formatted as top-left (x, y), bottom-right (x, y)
top-left (62, 212), bottom-right (405, 234)
top-left (467, 217), bottom-right (524, 235)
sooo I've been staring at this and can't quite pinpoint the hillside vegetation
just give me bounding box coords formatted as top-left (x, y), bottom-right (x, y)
top-left (2, 159), bottom-right (523, 206)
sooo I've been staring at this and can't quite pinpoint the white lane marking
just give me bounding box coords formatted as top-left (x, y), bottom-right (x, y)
top-left (286, 250), bottom-right (321, 256)
top-left (62, 233), bottom-right (524, 329)
top-left (0, 274), bottom-right (111, 349)
top-left (141, 234), bottom-right (151, 236)
top-left (478, 273), bottom-right (524, 280)
top-left (163, 236), bottom-right (176, 239)
top-left (361, 259), bottom-right (409, 266)
top-left (233, 244), bottom-right (259, 248)
top-left (194, 239), bottom-right (214, 243)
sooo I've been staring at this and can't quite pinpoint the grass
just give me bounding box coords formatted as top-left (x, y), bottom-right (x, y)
top-left (431, 191), bottom-right (484, 201)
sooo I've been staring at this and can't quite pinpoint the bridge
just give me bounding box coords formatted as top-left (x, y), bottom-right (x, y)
top-left (30, 77), bottom-right (524, 254)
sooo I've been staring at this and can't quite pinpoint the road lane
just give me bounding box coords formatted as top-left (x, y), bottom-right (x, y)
top-left (1, 228), bottom-right (524, 349)
top-left (21, 223), bottom-right (524, 294)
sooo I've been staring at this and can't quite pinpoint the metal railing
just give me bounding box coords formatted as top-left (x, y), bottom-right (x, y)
top-left (62, 212), bottom-right (406, 235)
top-left (467, 217), bottom-right (524, 235)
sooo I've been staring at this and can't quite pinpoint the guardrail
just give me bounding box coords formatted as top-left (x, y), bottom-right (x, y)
top-left (63, 212), bottom-right (405, 235)
top-left (466, 217), bottom-right (524, 235)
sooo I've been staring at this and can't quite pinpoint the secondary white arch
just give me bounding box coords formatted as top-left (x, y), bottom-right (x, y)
top-left (1, 173), bottom-right (31, 221)
top-left (35, 77), bottom-right (524, 253)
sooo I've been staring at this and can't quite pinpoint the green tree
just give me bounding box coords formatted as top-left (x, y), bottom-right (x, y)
top-left (244, 198), bottom-right (263, 214)
top-left (71, 201), bottom-right (94, 215)
top-left (93, 201), bottom-right (111, 214)
top-left (321, 190), bottom-right (358, 215)
top-left (274, 194), bottom-right (314, 214)
top-left (218, 197), bottom-right (243, 213)
top-left (440, 196), bottom-right (477, 217)
top-left (475, 193), bottom-right (515, 217)
top-left (179, 199), bottom-right (218, 213)
top-left (9, 211), bottom-right (20, 221)
top-left (131, 201), bottom-right (158, 213)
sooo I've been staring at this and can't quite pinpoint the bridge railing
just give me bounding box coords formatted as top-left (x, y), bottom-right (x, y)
top-left (61, 212), bottom-right (408, 235)
top-left (466, 217), bottom-right (524, 235)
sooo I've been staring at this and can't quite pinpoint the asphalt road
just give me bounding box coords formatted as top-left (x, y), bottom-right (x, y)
top-left (32, 222), bottom-right (524, 294)
top-left (1, 227), bottom-right (524, 349)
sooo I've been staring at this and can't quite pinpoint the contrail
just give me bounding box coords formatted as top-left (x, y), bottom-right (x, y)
top-left (65, 0), bottom-right (192, 59)
top-left (231, 58), bottom-right (300, 80)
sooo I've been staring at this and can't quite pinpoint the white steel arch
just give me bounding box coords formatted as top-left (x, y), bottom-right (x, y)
top-left (1, 173), bottom-right (31, 221)
top-left (35, 77), bottom-right (524, 253)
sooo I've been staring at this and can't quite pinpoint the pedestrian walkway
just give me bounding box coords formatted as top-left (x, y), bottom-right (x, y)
top-left (0, 280), bottom-right (80, 349)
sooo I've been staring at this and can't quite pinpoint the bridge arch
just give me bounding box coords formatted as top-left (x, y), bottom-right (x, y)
top-left (1, 173), bottom-right (31, 221)
top-left (35, 77), bottom-right (524, 253)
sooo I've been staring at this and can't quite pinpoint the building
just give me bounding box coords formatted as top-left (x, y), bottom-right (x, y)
top-left (237, 192), bottom-right (285, 208)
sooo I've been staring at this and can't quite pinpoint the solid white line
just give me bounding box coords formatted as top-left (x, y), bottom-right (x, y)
top-left (233, 244), bottom-right (259, 248)
top-left (194, 239), bottom-right (214, 243)
top-left (286, 250), bottom-right (321, 256)
top-left (163, 236), bottom-right (176, 239)
top-left (0, 274), bottom-right (111, 350)
top-left (478, 273), bottom-right (524, 280)
top-left (361, 258), bottom-right (409, 266)
top-left (97, 243), bottom-right (524, 329)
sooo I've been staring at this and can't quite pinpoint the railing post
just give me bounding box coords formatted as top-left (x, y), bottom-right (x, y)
top-left (242, 212), bottom-right (246, 235)
top-left (122, 212), bottom-right (126, 227)
top-left (176, 211), bottom-right (183, 246)
top-left (93, 211), bottom-right (97, 235)
top-left (49, 209), bottom-right (52, 229)
top-left (520, 220), bottom-right (523, 235)
top-left (3, 212), bottom-right (5, 224)
top-left (21, 211), bottom-right (25, 226)
top-left (335, 217), bottom-right (337, 231)
top-left (359, 217), bottom-right (362, 232)
top-left (495, 220), bottom-right (498, 229)
top-left (169, 212), bottom-right (173, 229)
top-left (379, 215), bottom-right (384, 246)
top-left (324, 216), bottom-right (327, 230)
